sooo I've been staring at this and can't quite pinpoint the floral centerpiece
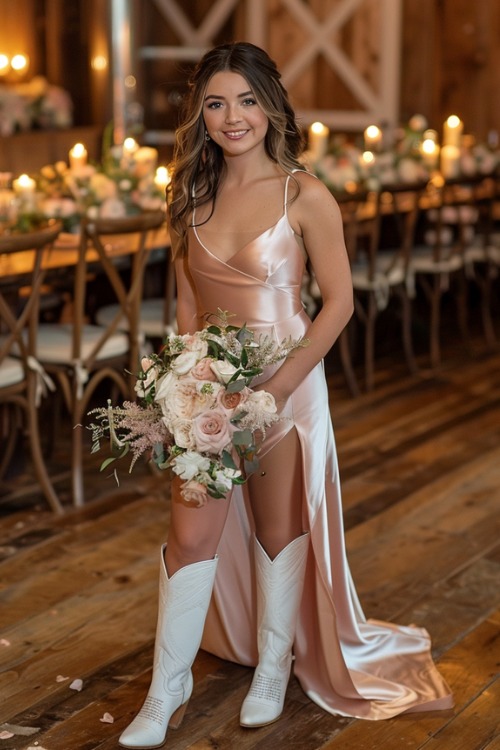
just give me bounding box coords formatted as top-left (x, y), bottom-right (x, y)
top-left (304, 115), bottom-right (500, 195)
top-left (35, 139), bottom-right (166, 230)
top-left (88, 311), bottom-right (306, 506)
top-left (0, 75), bottom-right (72, 136)
top-left (3, 124), bottom-right (167, 233)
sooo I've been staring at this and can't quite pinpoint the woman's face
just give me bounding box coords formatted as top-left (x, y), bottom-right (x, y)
top-left (203, 71), bottom-right (269, 157)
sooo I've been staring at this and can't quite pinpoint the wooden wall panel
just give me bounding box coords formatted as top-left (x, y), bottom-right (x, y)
top-left (401, 0), bottom-right (500, 141)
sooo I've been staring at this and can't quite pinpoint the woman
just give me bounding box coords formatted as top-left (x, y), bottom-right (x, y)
top-left (119, 42), bottom-right (452, 749)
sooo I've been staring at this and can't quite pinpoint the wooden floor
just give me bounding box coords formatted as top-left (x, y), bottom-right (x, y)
top-left (1, 331), bottom-right (500, 749)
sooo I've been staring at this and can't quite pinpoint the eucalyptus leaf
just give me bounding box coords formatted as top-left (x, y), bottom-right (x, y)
top-left (222, 450), bottom-right (238, 469)
top-left (233, 429), bottom-right (253, 446)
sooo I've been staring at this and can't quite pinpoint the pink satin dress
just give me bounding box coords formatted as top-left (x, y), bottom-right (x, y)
top-left (185, 176), bottom-right (453, 720)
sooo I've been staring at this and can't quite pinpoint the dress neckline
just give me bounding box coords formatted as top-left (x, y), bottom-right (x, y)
top-left (191, 173), bottom-right (297, 265)
top-left (193, 212), bottom-right (289, 265)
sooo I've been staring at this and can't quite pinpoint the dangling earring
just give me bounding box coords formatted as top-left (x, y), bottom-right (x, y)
top-left (205, 130), bottom-right (211, 142)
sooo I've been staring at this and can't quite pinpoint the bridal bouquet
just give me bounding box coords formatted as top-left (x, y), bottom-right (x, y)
top-left (88, 311), bottom-right (305, 506)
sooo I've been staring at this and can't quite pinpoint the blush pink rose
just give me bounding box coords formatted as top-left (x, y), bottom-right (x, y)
top-left (217, 386), bottom-right (250, 412)
top-left (181, 480), bottom-right (209, 507)
top-left (191, 357), bottom-right (218, 381)
top-left (193, 409), bottom-right (232, 454)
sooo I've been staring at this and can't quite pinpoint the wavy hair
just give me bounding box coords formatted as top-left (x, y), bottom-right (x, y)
top-left (168, 42), bottom-right (305, 255)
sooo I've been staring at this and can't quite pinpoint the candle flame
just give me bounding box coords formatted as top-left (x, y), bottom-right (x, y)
top-left (70, 143), bottom-right (86, 157)
top-left (310, 121), bottom-right (328, 135)
top-left (365, 125), bottom-right (381, 139)
top-left (422, 139), bottom-right (437, 155)
top-left (446, 115), bottom-right (461, 129)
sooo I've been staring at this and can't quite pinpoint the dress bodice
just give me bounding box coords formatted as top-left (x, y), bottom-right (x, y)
top-left (187, 179), bottom-right (307, 331)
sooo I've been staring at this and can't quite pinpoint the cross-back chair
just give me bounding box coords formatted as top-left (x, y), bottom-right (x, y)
top-left (0, 222), bottom-right (64, 513)
top-left (338, 183), bottom-right (423, 394)
top-left (33, 210), bottom-right (166, 507)
top-left (410, 178), bottom-right (472, 368)
top-left (461, 175), bottom-right (500, 347)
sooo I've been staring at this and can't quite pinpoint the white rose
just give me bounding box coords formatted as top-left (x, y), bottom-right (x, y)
top-left (182, 334), bottom-right (208, 359)
top-left (171, 350), bottom-right (201, 376)
top-left (214, 467), bottom-right (241, 492)
top-left (172, 450), bottom-right (211, 480)
top-left (170, 418), bottom-right (196, 450)
top-left (210, 360), bottom-right (239, 384)
top-left (247, 390), bottom-right (277, 415)
top-left (155, 371), bottom-right (176, 402)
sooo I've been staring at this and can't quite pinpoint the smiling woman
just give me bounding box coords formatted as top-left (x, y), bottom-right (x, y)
top-left (118, 41), bottom-right (453, 750)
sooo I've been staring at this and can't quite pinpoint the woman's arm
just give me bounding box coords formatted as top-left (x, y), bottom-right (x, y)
top-left (262, 172), bottom-right (353, 409)
top-left (168, 220), bottom-right (199, 335)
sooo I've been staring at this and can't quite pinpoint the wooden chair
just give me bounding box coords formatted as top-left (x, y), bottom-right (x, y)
top-left (337, 184), bottom-right (423, 393)
top-left (95, 238), bottom-right (176, 344)
top-left (461, 175), bottom-right (500, 347)
top-left (0, 222), bottom-right (64, 513)
top-left (32, 210), bottom-right (165, 507)
top-left (410, 178), bottom-right (472, 368)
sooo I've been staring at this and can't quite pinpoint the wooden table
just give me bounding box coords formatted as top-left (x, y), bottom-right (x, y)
top-left (0, 223), bottom-right (170, 283)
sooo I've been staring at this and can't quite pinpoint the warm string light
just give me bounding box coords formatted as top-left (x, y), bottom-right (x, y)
top-left (0, 53), bottom-right (29, 76)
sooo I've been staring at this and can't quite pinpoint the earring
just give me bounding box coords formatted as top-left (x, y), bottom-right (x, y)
top-left (205, 131), bottom-right (211, 142)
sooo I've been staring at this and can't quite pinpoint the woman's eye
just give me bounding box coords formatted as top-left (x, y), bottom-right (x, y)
top-left (242, 98), bottom-right (256, 106)
top-left (206, 101), bottom-right (222, 109)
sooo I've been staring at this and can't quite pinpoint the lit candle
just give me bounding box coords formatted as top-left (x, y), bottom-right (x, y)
top-left (154, 166), bottom-right (171, 191)
top-left (123, 137), bottom-right (139, 158)
top-left (420, 139), bottom-right (440, 170)
top-left (13, 173), bottom-right (36, 211)
top-left (442, 115), bottom-right (463, 148)
top-left (308, 122), bottom-right (330, 162)
top-left (440, 144), bottom-right (461, 179)
top-left (69, 143), bottom-right (88, 172)
top-left (364, 125), bottom-right (382, 152)
top-left (133, 146), bottom-right (158, 178)
top-left (360, 150), bottom-right (376, 167)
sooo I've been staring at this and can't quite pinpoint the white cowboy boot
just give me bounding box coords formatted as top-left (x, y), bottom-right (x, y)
top-left (119, 545), bottom-right (218, 749)
top-left (240, 533), bottom-right (309, 728)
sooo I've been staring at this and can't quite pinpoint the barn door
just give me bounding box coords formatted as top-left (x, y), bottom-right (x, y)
top-left (114, 0), bottom-right (402, 145)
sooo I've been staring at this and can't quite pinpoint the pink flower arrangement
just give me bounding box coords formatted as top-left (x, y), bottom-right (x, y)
top-left (88, 311), bottom-right (306, 506)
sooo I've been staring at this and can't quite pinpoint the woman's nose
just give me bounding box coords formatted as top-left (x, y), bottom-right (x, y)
top-left (225, 106), bottom-right (241, 124)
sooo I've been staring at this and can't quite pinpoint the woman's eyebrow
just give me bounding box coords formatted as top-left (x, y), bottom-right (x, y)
top-left (204, 90), bottom-right (253, 101)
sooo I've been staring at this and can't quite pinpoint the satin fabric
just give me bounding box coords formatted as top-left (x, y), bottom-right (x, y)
top-left (185, 180), bottom-right (453, 720)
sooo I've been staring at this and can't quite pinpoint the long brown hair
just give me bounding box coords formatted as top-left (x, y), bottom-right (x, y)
top-left (168, 42), bottom-right (305, 255)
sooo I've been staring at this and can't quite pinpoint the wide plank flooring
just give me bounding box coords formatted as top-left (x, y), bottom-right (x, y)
top-left (1, 331), bottom-right (499, 749)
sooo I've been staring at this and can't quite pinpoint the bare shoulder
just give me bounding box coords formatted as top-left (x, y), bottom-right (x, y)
top-left (288, 170), bottom-right (340, 232)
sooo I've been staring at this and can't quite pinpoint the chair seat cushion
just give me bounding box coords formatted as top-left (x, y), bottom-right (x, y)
top-left (410, 246), bottom-right (464, 274)
top-left (35, 324), bottom-right (129, 364)
top-left (350, 252), bottom-right (407, 310)
top-left (96, 298), bottom-right (171, 338)
top-left (351, 252), bottom-right (406, 290)
top-left (464, 243), bottom-right (500, 265)
top-left (0, 355), bottom-right (24, 388)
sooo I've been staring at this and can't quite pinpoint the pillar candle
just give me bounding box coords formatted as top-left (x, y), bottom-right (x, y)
top-left (440, 144), bottom-right (461, 179)
top-left (13, 173), bottom-right (36, 211)
top-left (154, 166), bottom-right (171, 191)
top-left (442, 116), bottom-right (463, 148)
top-left (308, 122), bottom-right (329, 162)
top-left (69, 143), bottom-right (88, 172)
top-left (420, 139), bottom-right (440, 170)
